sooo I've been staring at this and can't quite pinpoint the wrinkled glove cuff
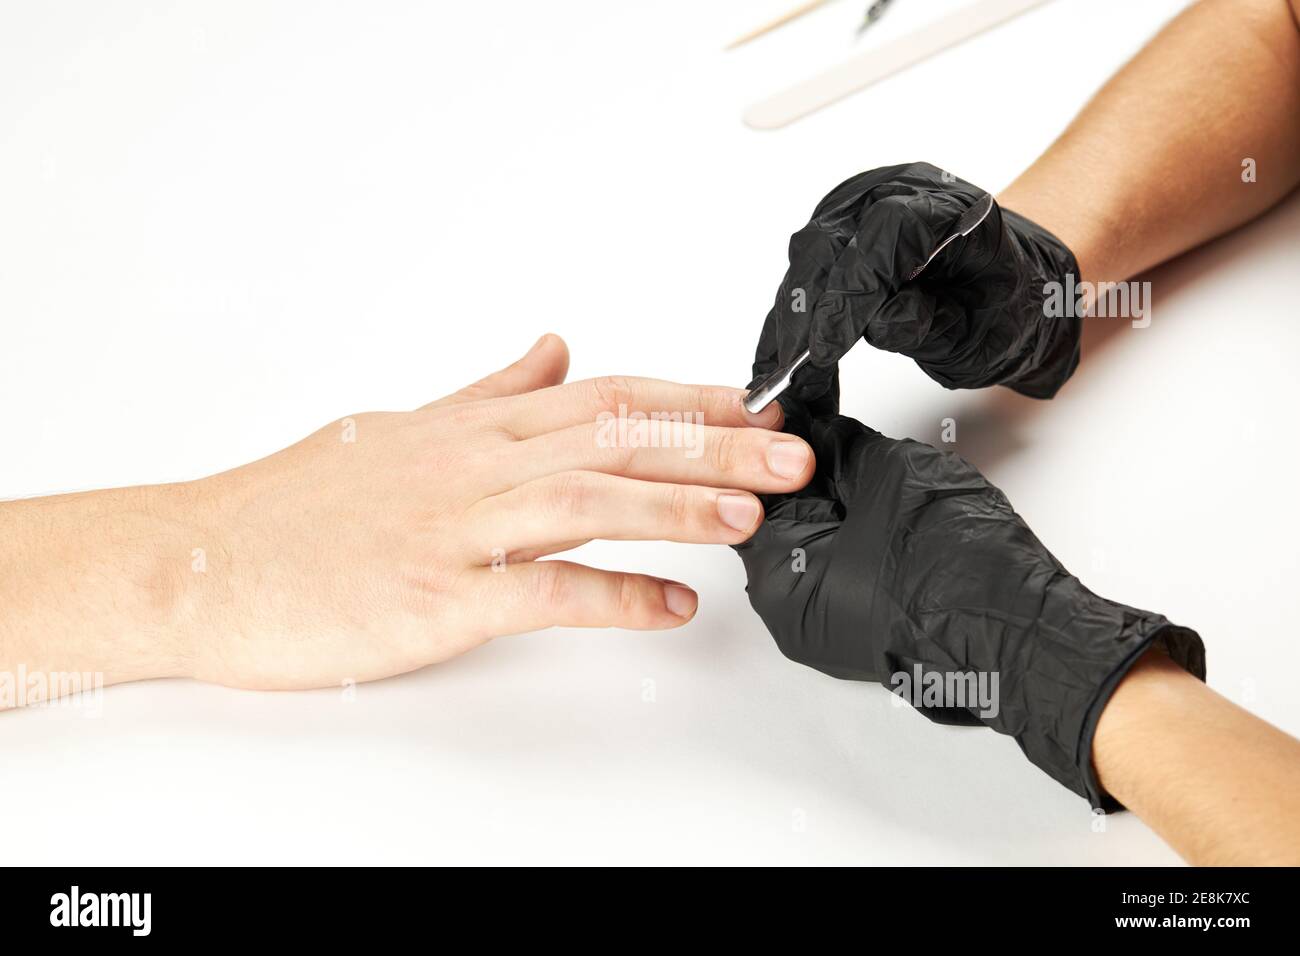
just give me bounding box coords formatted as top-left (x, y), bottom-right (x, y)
top-left (1023, 608), bottom-right (1206, 811)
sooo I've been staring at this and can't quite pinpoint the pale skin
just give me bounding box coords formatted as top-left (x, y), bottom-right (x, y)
top-left (2, 0), bottom-right (1299, 868)
top-left (1000, 0), bottom-right (1300, 865)
top-left (0, 334), bottom-right (813, 693)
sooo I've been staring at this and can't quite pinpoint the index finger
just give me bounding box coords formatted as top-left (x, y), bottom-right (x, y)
top-left (486, 375), bottom-right (784, 440)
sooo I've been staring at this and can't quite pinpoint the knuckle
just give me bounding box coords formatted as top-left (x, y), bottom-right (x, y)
top-left (707, 429), bottom-right (740, 473)
top-left (595, 428), bottom-right (637, 473)
top-left (407, 556), bottom-right (464, 606)
top-left (615, 574), bottom-right (643, 621)
top-left (664, 484), bottom-right (694, 529)
top-left (546, 471), bottom-right (599, 518)
top-left (688, 384), bottom-right (714, 419)
top-left (533, 562), bottom-right (571, 610)
top-left (590, 375), bottom-right (635, 412)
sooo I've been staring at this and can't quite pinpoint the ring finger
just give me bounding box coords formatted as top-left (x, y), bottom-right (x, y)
top-left (465, 471), bottom-right (764, 561)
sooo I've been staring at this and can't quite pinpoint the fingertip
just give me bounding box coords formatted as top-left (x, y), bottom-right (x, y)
top-left (539, 332), bottom-right (568, 356)
top-left (741, 393), bottom-right (784, 431)
top-left (527, 331), bottom-right (564, 354)
top-left (800, 448), bottom-right (817, 488)
top-left (523, 333), bottom-right (570, 385)
top-left (766, 437), bottom-right (815, 487)
top-left (663, 582), bottom-right (698, 621)
top-left (717, 492), bottom-right (764, 539)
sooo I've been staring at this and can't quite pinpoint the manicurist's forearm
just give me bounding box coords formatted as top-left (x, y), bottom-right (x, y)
top-left (999, 0), bottom-right (1300, 284)
top-left (1093, 649), bottom-right (1300, 865)
top-left (0, 485), bottom-right (198, 705)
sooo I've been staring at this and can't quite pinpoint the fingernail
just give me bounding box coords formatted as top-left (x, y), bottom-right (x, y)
top-left (525, 334), bottom-right (549, 356)
top-left (742, 395), bottom-right (783, 429)
top-left (767, 440), bottom-right (809, 479)
top-left (664, 583), bottom-right (697, 619)
top-left (717, 494), bottom-right (760, 532)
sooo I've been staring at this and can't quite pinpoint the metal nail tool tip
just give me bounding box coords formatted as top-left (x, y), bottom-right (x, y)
top-left (743, 350), bottom-right (812, 415)
top-left (743, 193), bottom-right (994, 415)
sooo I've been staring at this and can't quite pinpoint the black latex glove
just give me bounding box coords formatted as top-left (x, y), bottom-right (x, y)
top-left (735, 398), bottom-right (1206, 809)
top-left (753, 162), bottom-right (1082, 411)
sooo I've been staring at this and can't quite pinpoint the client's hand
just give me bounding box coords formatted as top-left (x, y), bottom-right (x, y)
top-left (0, 334), bottom-right (816, 699)
top-left (189, 334), bottom-right (822, 688)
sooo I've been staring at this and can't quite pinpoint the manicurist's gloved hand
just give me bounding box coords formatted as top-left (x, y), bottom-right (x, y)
top-left (734, 395), bottom-right (1206, 809)
top-left (753, 162), bottom-right (1082, 410)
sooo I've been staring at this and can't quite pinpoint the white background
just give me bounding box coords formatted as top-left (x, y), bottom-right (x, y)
top-left (2, 0), bottom-right (1297, 865)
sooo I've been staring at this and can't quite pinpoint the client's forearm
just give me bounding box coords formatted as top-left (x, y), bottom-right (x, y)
top-left (0, 486), bottom-right (196, 705)
top-left (1093, 649), bottom-right (1300, 865)
top-left (999, 0), bottom-right (1300, 285)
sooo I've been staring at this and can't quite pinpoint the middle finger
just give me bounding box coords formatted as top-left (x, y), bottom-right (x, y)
top-left (507, 419), bottom-right (814, 492)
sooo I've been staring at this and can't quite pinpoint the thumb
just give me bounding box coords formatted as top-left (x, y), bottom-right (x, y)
top-left (859, 285), bottom-right (938, 355)
top-left (806, 195), bottom-right (943, 368)
top-left (423, 333), bottom-right (570, 409)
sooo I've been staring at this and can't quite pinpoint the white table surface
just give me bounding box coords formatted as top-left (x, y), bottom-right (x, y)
top-left (3, 0), bottom-right (1296, 865)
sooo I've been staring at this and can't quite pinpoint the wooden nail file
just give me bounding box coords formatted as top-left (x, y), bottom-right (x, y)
top-left (744, 0), bottom-right (1057, 130)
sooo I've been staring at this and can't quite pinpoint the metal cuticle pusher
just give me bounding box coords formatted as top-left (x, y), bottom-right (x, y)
top-left (743, 192), bottom-right (995, 416)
